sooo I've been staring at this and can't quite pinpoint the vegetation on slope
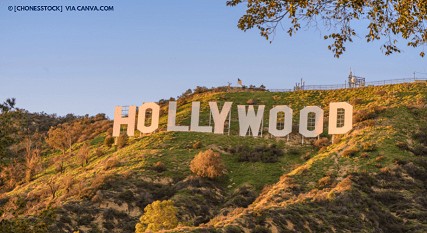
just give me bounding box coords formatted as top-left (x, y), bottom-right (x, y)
top-left (0, 82), bottom-right (426, 232)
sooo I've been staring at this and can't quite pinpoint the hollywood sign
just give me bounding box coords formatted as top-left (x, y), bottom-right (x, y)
top-left (113, 102), bottom-right (353, 138)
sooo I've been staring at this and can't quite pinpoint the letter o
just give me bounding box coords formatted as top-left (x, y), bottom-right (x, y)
top-left (137, 102), bottom-right (160, 134)
top-left (299, 106), bottom-right (324, 137)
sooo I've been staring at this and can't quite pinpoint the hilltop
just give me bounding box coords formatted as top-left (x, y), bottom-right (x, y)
top-left (0, 82), bottom-right (426, 232)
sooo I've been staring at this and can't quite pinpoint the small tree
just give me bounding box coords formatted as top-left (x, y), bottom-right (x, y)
top-left (62, 174), bottom-right (74, 194)
top-left (54, 156), bottom-right (66, 174)
top-left (227, 0), bottom-right (427, 57)
top-left (0, 98), bottom-right (18, 158)
top-left (0, 160), bottom-right (23, 190)
top-left (135, 200), bottom-right (178, 232)
top-left (46, 123), bottom-right (81, 156)
top-left (77, 143), bottom-right (90, 167)
top-left (190, 149), bottom-right (225, 179)
top-left (25, 149), bottom-right (41, 183)
top-left (46, 177), bottom-right (60, 199)
top-left (23, 135), bottom-right (42, 183)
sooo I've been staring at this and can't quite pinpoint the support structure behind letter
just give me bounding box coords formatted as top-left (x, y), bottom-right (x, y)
top-left (113, 106), bottom-right (137, 137)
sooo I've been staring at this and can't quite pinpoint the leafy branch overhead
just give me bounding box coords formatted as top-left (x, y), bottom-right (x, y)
top-left (226, 0), bottom-right (427, 57)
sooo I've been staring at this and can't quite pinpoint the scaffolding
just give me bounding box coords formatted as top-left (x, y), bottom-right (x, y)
top-left (348, 71), bottom-right (366, 88)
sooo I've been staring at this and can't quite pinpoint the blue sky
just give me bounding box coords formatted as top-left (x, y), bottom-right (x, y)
top-left (1, 1), bottom-right (426, 117)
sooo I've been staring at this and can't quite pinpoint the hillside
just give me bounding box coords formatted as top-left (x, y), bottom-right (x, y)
top-left (0, 82), bottom-right (426, 233)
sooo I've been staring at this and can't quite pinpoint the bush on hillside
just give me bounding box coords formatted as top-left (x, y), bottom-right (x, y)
top-left (224, 225), bottom-right (244, 233)
top-left (103, 157), bottom-right (120, 170)
top-left (396, 141), bottom-right (410, 150)
top-left (246, 99), bottom-right (257, 105)
top-left (135, 200), bottom-right (178, 233)
top-left (252, 226), bottom-right (272, 233)
top-left (413, 128), bottom-right (427, 144)
top-left (410, 144), bottom-right (427, 156)
top-left (362, 142), bottom-right (377, 152)
top-left (194, 86), bottom-right (209, 94)
top-left (313, 137), bottom-right (329, 149)
top-left (104, 135), bottom-right (114, 147)
top-left (225, 184), bottom-right (257, 208)
top-left (95, 147), bottom-right (104, 157)
top-left (0, 161), bottom-right (24, 190)
top-left (192, 141), bottom-right (202, 149)
top-left (341, 148), bottom-right (359, 157)
top-left (230, 144), bottom-right (284, 163)
top-left (152, 161), bottom-right (167, 173)
top-left (353, 106), bottom-right (386, 123)
top-left (318, 176), bottom-right (332, 187)
top-left (116, 134), bottom-right (128, 149)
top-left (301, 152), bottom-right (311, 161)
top-left (190, 149), bottom-right (225, 179)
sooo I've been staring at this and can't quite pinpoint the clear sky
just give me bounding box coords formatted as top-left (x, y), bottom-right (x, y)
top-left (1, 1), bottom-right (426, 117)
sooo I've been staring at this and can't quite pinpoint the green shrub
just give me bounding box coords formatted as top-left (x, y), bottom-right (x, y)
top-left (135, 200), bottom-right (178, 232)
top-left (233, 144), bottom-right (284, 163)
top-left (225, 184), bottom-right (257, 208)
top-left (287, 148), bottom-right (300, 155)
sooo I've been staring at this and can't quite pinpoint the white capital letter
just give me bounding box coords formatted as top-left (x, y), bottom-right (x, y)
top-left (268, 106), bottom-right (293, 137)
top-left (299, 106), bottom-right (324, 137)
top-left (190, 102), bottom-right (213, 133)
top-left (238, 105), bottom-right (265, 137)
top-left (167, 101), bottom-right (189, 132)
top-left (137, 102), bottom-right (160, 134)
top-left (209, 102), bottom-right (232, 134)
top-left (328, 102), bottom-right (353, 134)
top-left (113, 106), bottom-right (137, 137)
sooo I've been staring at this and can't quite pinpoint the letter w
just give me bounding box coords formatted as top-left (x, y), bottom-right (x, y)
top-left (237, 105), bottom-right (265, 137)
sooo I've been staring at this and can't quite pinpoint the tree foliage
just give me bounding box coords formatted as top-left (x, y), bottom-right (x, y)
top-left (226, 0), bottom-right (427, 57)
top-left (0, 160), bottom-right (24, 190)
top-left (46, 122), bottom-right (82, 156)
top-left (23, 134), bottom-right (42, 183)
top-left (77, 143), bottom-right (90, 167)
top-left (0, 98), bottom-right (19, 158)
top-left (135, 200), bottom-right (178, 232)
top-left (190, 149), bottom-right (225, 179)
